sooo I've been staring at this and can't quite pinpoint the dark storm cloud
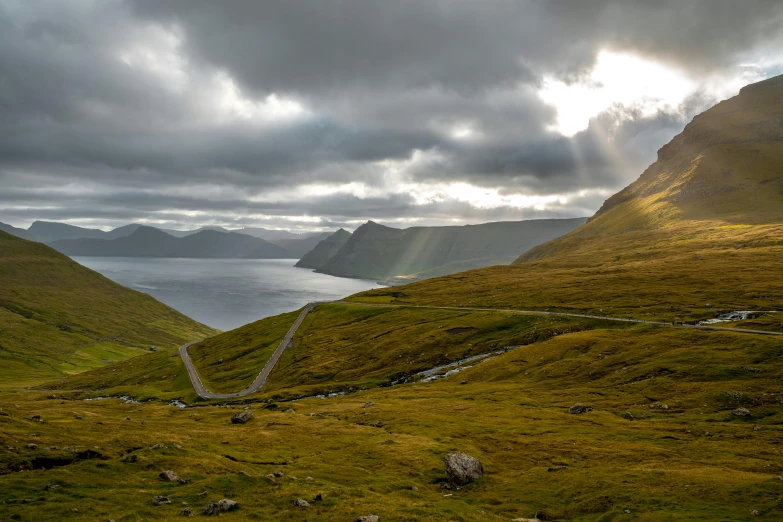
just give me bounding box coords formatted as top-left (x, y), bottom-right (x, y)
top-left (1, 0), bottom-right (782, 229)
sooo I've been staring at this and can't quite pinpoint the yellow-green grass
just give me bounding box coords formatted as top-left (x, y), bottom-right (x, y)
top-left (350, 221), bottom-right (783, 327)
top-left (49, 304), bottom-right (623, 402)
top-left (3, 324), bottom-right (783, 520)
top-left (0, 231), bottom-right (216, 384)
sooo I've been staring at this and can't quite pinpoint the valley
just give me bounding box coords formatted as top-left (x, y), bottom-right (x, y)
top-left (1, 72), bottom-right (782, 522)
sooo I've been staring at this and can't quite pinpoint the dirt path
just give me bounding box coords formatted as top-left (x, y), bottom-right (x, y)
top-left (180, 301), bottom-right (782, 399)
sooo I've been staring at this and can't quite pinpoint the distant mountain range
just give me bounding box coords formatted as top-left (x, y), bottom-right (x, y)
top-left (2, 218), bottom-right (586, 274)
top-left (0, 220), bottom-right (332, 260)
top-left (49, 226), bottom-right (292, 259)
top-left (295, 218), bottom-right (587, 282)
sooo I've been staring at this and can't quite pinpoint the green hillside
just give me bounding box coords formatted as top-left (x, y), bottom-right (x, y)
top-left (351, 76), bottom-right (783, 325)
top-left (0, 231), bottom-right (216, 384)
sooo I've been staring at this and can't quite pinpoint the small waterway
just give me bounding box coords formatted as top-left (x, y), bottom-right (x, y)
top-left (699, 311), bottom-right (777, 325)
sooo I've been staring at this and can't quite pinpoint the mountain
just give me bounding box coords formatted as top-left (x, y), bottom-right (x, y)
top-left (312, 219), bottom-right (587, 280)
top-left (295, 229), bottom-right (352, 268)
top-left (0, 230), bottom-right (215, 381)
top-left (49, 226), bottom-right (293, 259)
top-left (22, 220), bottom-right (144, 242)
top-left (269, 231), bottom-right (333, 258)
top-left (233, 227), bottom-right (312, 241)
top-left (27, 220), bottom-right (109, 242)
top-left (353, 74), bottom-right (783, 322)
top-left (0, 222), bottom-right (39, 241)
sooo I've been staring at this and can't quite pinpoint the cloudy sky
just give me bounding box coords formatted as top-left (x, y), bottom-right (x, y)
top-left (2, 0), bottom-right (782, 232)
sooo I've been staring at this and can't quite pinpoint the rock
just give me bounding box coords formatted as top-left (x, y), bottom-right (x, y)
top-left (285, 408), bottom-right (296, 414)
top-left (31, 414), bottom-right (41, 421)
top-left (733, 407), bottom-right (751, 417)
top-left (153, 496), bottom-right (171, 506)
top-left (547, 465), bottom-right (568, 472)
top-left (174, 444), bottom-right (183, 450)
top-left (237, 471), bottom-right (250, 477)
top-left (217, 499), bottom-right (239, 512)
top-left (294, 498), bottom-right (310, 507)
top-left (180, 507), bottom-right (194, 517)
top-left (27, 443), bottom-right (38, 450)
top-left (363, 401), bottom-right (375, 408)
top-left (231, 412), bottom-right (254, 424)
top-left (753, 425), bottom-right (762, 431)
top-left (75, 415), bottom-right (83, 420)
top-left (410, 486), bottom-right (419, 491)
top-left (354, 516), bottom-right (380, 522)
top-left (45, 484), bottom-right (61, 491)
top-left (444, 453), bottom-right (483, 485)
top-left (160, 470), bottom-right (180, 481)
top-left (202, 499), bottom-right (239, 516)
top-left (512, 519), bottom-right (541, 522)
top-left (312, 493), bottom-right (322, 502)
top-left (124, 454), bottom-right (137, 463)
top-left (569, 403), bottom-right (588, 414)
top-left (202, 503), bottom-right (220, 516)
top-left (151, 443), bottom-right (166, 449)
top-left (124, 417), bottom-right (131, 421)
top-left (141, 420), bottom-right (147, 425)
top-left (197, 491), bottom-right (208, 497)
top-left (179, 478), bottom-right (192, 485)
top-left (622, 411), bottom-right (634, 420)
top-left (273, 470), bottom-right (285, 478)
top-left (460, 380), bottom-right (468, 385)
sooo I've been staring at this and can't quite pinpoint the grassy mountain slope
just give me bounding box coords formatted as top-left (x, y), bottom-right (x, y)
top-left (0, 222), bottom-right (39, 242)
top-left (351, 76), bottom-right (783, 325)
top-left (295, 228), bottom-right (352, 269)
top-left (315, 218), bottom-right (587, 280)
top-left (49, 226), bottom-right (292, 259)
top-left (0, 231), bottom-right (216, 383)
top-left (5, 76), bottom-right (783, 521)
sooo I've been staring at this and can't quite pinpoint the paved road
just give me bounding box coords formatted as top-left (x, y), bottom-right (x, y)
top-left (180, 303), bottom-right (317, 399)
top-left (180, 301), bottom-right (782, 399)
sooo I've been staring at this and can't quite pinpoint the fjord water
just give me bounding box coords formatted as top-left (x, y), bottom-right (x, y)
top-left (73, 257), bottom-right (379, 331)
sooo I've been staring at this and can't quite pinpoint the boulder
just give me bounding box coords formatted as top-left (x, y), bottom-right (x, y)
top-left (202, 499), bottom-right (239, 516)
top-left (294, 498), bottom-right (310, 507)
top-left (569, 403), bottom-right (588, 414)
top-left (273, 470), bottom-right (285, 478)
top-left (124, 454), bottom-right (137, 463)
top-left (444, 453), bottom-right (483, 485)
top-left (231, 412), bottom-right (254, 424)
top-left (733, 408), bottom-right (751, 417)
top-left (151, 443), bottom-right (166, 450)
top-left (26, 443), bottom-right (38, 450)
top-left (622, 411), bottom-right (634, 421)
top-left (363, 401), bottom-right (375, 408)
top-left (153, 496), bottom-right (171, 506)
top-left (159, 470), bottom-right (180, 482)
top-left (217, 499), bottom-right (239, 512)
top-left (180, 507), bottom-right (194, 517)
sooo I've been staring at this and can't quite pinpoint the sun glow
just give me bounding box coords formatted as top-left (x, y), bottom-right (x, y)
top-left (539, 50), bottom-right (696, 136)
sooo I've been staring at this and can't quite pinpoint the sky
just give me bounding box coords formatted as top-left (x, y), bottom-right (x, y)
top-left (1, 0), bottom-right (782, 233)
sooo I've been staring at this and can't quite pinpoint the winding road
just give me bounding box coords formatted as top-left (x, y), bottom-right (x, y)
top-left (180, 301), bottom-right (783, 399)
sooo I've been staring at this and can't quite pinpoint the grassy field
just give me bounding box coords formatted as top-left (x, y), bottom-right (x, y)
top-left (0, 231), bottom-right (216, 383)
top-left (3, 322), bottom-right (783, 520)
